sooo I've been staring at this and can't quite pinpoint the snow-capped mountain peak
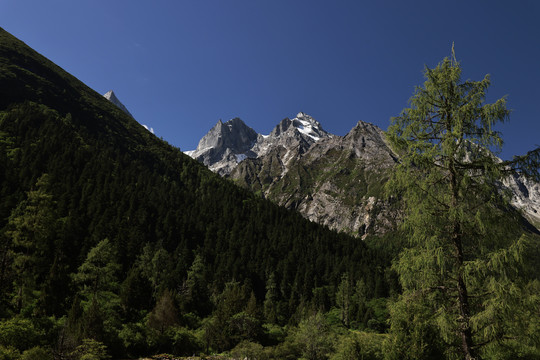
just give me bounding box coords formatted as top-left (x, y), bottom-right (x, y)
top-left (291, 112), bottom-right (326, 141)
top-left (185, 112), bottom-right (332, 175)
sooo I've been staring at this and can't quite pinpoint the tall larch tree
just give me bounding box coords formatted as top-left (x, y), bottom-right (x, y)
top-left (384, 49), bottom-right (540, 360)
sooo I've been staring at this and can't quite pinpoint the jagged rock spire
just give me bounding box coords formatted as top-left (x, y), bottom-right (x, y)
top-left (103, 90), bottom-right (134, 118)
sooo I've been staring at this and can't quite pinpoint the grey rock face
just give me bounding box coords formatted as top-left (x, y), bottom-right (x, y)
top-left (103, 90), bottom-right (133, 118)
top-left (231, 120), bottom-right (399, 237)
top-left (294, 121), bottom-right (399, 237)
top-left (104, 90), bottom-right (156, 133)
top-left (504, 174), bottom-right (540, 227)
top-left (185, 118), bottom-right (259, 175)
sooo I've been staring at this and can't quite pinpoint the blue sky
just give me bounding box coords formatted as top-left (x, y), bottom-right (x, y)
top-left (1, 1), bottom-right (538, 159)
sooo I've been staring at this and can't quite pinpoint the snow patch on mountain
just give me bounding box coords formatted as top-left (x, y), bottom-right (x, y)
top-left (235, 153), bottom-right (248, 162)
top-left (293, 112), bottom-right (323, 141)
top-left (142, 125), bottom-right (155, 134)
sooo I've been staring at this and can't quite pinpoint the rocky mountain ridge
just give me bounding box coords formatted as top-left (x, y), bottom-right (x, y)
top-left (186, 113), bottom-right (400, 237)
top-left (185, 112), bottom-right (332, 175)
top-left (187, 113), bottom-right (540, 236)
top-left (231, 119), bottom-right (399, 237)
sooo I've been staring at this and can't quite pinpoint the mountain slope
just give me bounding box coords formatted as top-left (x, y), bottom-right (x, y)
top-left (0, 28), bottom-right (390, 356)
top-left (231, 120), bottom-right (399, 237)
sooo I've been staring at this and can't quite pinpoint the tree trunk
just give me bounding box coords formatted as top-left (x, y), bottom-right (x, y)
top-left (451, 162), bottom-right (476, 360)
top-left (455, 240), bottom-right (475, 360)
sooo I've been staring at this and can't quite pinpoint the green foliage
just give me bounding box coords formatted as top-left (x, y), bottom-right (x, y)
top-left (383, 293), bottom-right (445, 360)
top-left (0, 317), bottom-right (42, 351)
top-left (72, 239), bottom-right (121, 342)
top-left (203, 281), bottom-right (263, 352)
top-left (181, 254), bottom-right (211, 317)
top-left (117, 322), bottom-right (147, 357)
top-left (73, 239), bottom-right (120, 301)
top-left (0, 346), bottom-right (20, 360)
top-left (335, 273), bottom-right (352, 327)
top-left (20, 346), bottom-right (52, 360)
top-left (294, 312), bottom-right (335, 360)
top-left (386, 51), bottom-right (540, 359)
top-left (230, 340), bottom-right (268, 360)
top-left (262, 323), bottom-right (287, 346)
top-left (4, 174), bottom-right (60, 315)
top-left (167, 326), bottom-right (203, 356)
top-left (331, 331), bottom-right (385, 360)
top-left (263, 273), bottom-right (279, 324)
top-left (71, 339), bottom-right (110, 360)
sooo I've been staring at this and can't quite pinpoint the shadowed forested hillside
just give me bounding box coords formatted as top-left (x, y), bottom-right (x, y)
top-left (0, 28), bottom-right (394, 358)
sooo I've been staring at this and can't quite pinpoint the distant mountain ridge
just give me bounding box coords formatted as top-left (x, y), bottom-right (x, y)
top-left (188, 113), bottom-right (540, 236)
top-left (185, 112), bottom-right (333, 175)
top-left (186, 113), bottom-right (399, 237)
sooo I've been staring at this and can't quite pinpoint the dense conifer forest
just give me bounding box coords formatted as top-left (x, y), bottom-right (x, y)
top-left (0, 28), bottom-right (539, 360)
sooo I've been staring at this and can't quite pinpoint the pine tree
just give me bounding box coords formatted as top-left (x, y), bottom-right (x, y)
top-left (72, 239), bottom-right (121, 341)
top-left (182, 254), bottom-right (211, 316)
top-left (263, 273), bottom-right (279, 324)
top-left (335, 273), bottom-right (352, 327)
top-left (385, 50), bottom-right (540, 359)
top-left (351, 279), bottom-right (367, 327)
top-left (5, 174), bottom-right (58, 314)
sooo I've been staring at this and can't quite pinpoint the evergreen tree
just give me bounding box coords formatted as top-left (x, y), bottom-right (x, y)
top-left (181, 254), bottom-right (211, 317)
top-left (72, 239), bottom-right (121, 341)
top-left (351, 279), bottom-right (367, 327)
top-left (335, 273), bottom-right (352, 328)
top-left (385, 50), bottom-right (540, 359)
top-left (263, 273), bottom-right (279, 324)
top-left (137, 243), bottom-right (173, 300)
top-left (294, 312), bottom-right (334, 360)
top-left (4, 174), bottom-right (58, 314)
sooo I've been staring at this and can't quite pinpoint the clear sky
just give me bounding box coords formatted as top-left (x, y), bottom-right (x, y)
top-left (1, 1), bottom-right (538, 159)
